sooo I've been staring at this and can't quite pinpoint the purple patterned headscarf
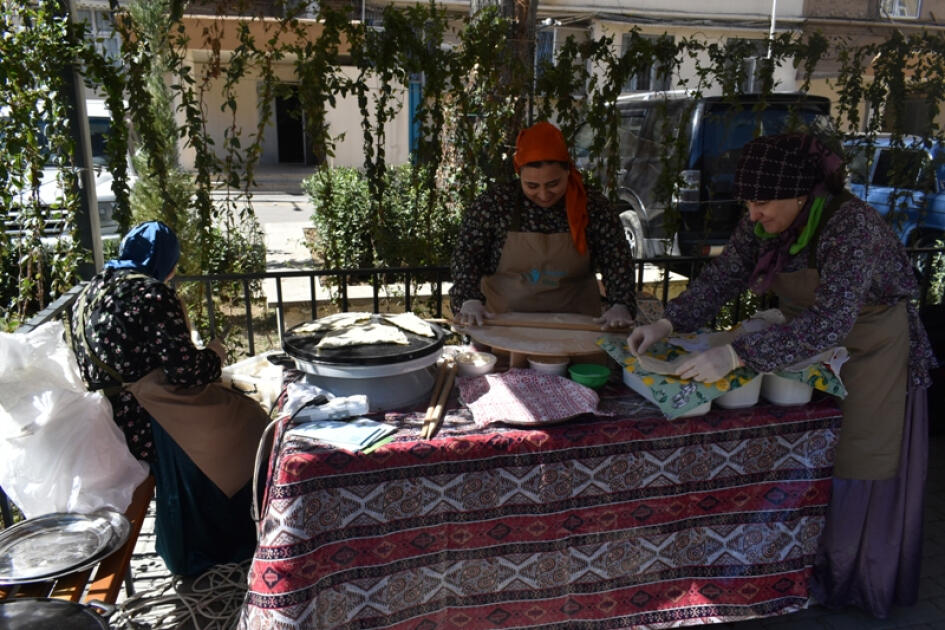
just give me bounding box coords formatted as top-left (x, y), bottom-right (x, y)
top-left (734, 133), bottom-right (843, 201)
top-left (734, 134), bottom-right (844, 293)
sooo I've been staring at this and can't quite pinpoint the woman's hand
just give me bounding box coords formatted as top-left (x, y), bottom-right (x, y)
top-left (627, 318), bottom-right (673, 356)
top-left (674, 344), bottom-right (742, 382)
top-left (455, 299), bottom-right (494, 327)
top-left (594, 303), bottom-right (633, 330)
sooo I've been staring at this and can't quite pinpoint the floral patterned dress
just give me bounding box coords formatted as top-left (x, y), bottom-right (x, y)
top-left (450, 183), bottom-right (637, 314)
top-left (70, 268), bottom-right (222, 462)
top-left (663, 197), bottom-right (935, 387)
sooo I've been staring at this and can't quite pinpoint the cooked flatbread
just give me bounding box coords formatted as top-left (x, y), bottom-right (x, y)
top-left (293, 312), bottom-right (373, 334)
top-left (316, 322), bottom-right (410, 348)
top-left (383, 312), bottom-right (435, 337)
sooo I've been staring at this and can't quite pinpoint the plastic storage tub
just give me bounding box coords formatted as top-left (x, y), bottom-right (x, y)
top-left (569, 363), bottom-right (610, 389)
top-left (714, 374), bottom-right (763, 409)
top-left (761, 373), bottom-right (813, 405)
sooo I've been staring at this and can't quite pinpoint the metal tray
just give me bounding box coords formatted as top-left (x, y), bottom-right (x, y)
top-left (0, 509), bottom-right (130, 584)
top-left (0, 598), bottom-right (110, 630)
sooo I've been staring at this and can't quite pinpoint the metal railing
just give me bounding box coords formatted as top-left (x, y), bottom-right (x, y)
top-left (3, 248), bottom-right (943, 528)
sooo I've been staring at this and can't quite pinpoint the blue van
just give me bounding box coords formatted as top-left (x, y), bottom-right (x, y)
top-left (844, 134), bottom-right (945, 249)
top-left (573, 92), bottom-right (831, 258)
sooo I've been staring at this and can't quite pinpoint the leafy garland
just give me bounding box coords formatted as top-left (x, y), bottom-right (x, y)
top-left (2, 0), bottom-right (944, 329)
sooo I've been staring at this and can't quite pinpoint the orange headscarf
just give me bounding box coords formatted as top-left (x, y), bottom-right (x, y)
top-left (513, 121), bottom-right (589, 255)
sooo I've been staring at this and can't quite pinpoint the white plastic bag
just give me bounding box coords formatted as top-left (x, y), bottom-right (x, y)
top-left (0, 321), bottom-right (149, 518)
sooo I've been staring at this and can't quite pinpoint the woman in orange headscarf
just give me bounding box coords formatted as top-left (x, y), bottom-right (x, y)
top-left (450, 121), bottom-right (636, 327)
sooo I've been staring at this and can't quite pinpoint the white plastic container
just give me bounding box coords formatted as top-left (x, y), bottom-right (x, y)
top-left (623, 370), bottom-right (711, 418)
top-left (456, 351), bottom-right (497, 377)
top-left (761, 374), bottom-right (814, 406)
top-left (527, 356), bottom-right (569, 376)
top-left (714, 374), bottom-right (763, 409)
top-left (220, 351), bottom-right (284, 410)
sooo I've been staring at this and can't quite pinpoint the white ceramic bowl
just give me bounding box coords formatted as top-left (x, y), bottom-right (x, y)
top-left (527, 356), bottom-right (569, 376)
top-left (714, 373), bottom-right (763, 409)
top-left (455, 351), bottom-right (497, 377)
top-left (761, 373), bottom-right (813, 406)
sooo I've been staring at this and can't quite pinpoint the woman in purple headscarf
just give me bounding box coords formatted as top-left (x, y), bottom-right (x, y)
top-left (70, 221), bottom-right (257, 577)
top-left (628, 134), bottom-right (935, 618)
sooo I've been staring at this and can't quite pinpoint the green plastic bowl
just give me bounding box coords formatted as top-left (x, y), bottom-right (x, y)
top-left (568, 363), bottom-right (611, 389)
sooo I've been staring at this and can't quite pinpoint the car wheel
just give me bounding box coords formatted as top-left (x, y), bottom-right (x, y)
top-left (620, 210), bottom-right (645, 259)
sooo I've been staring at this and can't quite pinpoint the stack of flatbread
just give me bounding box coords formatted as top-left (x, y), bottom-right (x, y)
top-left (292, 312), bottom-right (436, 349)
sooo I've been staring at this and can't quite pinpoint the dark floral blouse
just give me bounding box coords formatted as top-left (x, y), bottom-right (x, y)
top-left (449, 182), bottom-right (637, 315)
top-left (69, 268), bottom-right (222, 462)
top-left (663, 197), bottom-right (935, 388)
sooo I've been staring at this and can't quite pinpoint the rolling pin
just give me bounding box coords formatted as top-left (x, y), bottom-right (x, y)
top-left (471, 318), bottom-right (632, 334)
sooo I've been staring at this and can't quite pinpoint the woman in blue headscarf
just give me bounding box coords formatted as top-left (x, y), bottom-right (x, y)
top-left (70, 221), bottom-right (257, 576)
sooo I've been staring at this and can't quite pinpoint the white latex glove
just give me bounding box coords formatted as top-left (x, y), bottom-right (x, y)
top-left (594, 303), bottom-right (633, 330)
top-left (627, 318), bottom-right (673, 356)
top-left (455, 299), bottom-right (494, 327)
top-left (674, 344), bottom-right (742, 383)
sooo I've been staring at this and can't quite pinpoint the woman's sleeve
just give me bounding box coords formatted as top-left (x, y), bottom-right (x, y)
top-left (449, 190), bottom-right (497, 313)
top-left (144, 283), bottom-right (222, 385)
top-left (586, 196), bottom-right (637, 314)
top-left (663, 215), bottom-right (758, 332)
top-left (731, 203), bottom-right (881, 372)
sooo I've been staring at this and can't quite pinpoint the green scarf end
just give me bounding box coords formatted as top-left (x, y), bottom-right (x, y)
top-left (753, 196), bottom-right (826, 255)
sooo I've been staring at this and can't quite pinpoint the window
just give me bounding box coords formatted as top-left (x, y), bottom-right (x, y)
top-left (726, 38), bottom-right (769, 93)
top-left (872, 149), bottom-right (927, 187)
top-left (535, 29), bottom-right (556, 80)
top-left (881, 0), bottom-right (921, 18)
top-left (75, 9), bottom-right (120, 61)
top-left (846, 146), bottom-right (872, 186)
top-left (621, 33), bottom-right (673, 93)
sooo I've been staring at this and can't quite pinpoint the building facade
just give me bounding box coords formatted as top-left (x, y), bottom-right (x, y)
top-left (75, 0), bottom-right (945, 168)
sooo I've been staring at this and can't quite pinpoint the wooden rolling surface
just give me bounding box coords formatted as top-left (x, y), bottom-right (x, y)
top-left (460, 313), bottom-right (623, 368)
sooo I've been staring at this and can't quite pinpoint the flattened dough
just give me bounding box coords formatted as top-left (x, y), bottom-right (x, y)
top-left (294, 312), bottom-right (372, 334)
top-left (382, 312), bottom-right (435, 337)
top-left (637, 353), bottom-right (689, 375)
top-left (316, 322), bottom-right (410, 348)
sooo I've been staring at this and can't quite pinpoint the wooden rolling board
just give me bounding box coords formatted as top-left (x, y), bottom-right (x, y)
top-left (461, 313), bottom-right (614, 368)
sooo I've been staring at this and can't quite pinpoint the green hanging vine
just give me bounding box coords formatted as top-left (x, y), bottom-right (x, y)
top-left (3, 0), bottom-right (945, 330)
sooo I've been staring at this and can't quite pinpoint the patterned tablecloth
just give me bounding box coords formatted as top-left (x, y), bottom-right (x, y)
top-left (239, 377), bottom-right (841, 630)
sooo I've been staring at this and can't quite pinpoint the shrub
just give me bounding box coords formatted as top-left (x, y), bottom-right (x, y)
top-left (304, 167), bottom-right (374, 270)
top-left (304, 163), bottom-right (461, 272)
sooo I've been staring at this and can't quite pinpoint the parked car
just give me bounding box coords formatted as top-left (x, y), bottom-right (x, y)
top-left (844, 133), bottom-right (945, 249)
top-left (574, 92), bottom-right (831, 258)
top-left (2, 98), bottom-right (132, 244)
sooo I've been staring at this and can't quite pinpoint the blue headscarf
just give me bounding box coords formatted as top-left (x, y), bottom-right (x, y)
top-left (105, 221), bottom-right (181, 280)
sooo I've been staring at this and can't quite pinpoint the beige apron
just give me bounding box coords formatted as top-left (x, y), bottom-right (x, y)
top-left (126, 370), bottom-right (268, 497)
top-left (480, 205), bottom-right (602, 316)
top-left (769, 199), bottom-right (909, 479)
